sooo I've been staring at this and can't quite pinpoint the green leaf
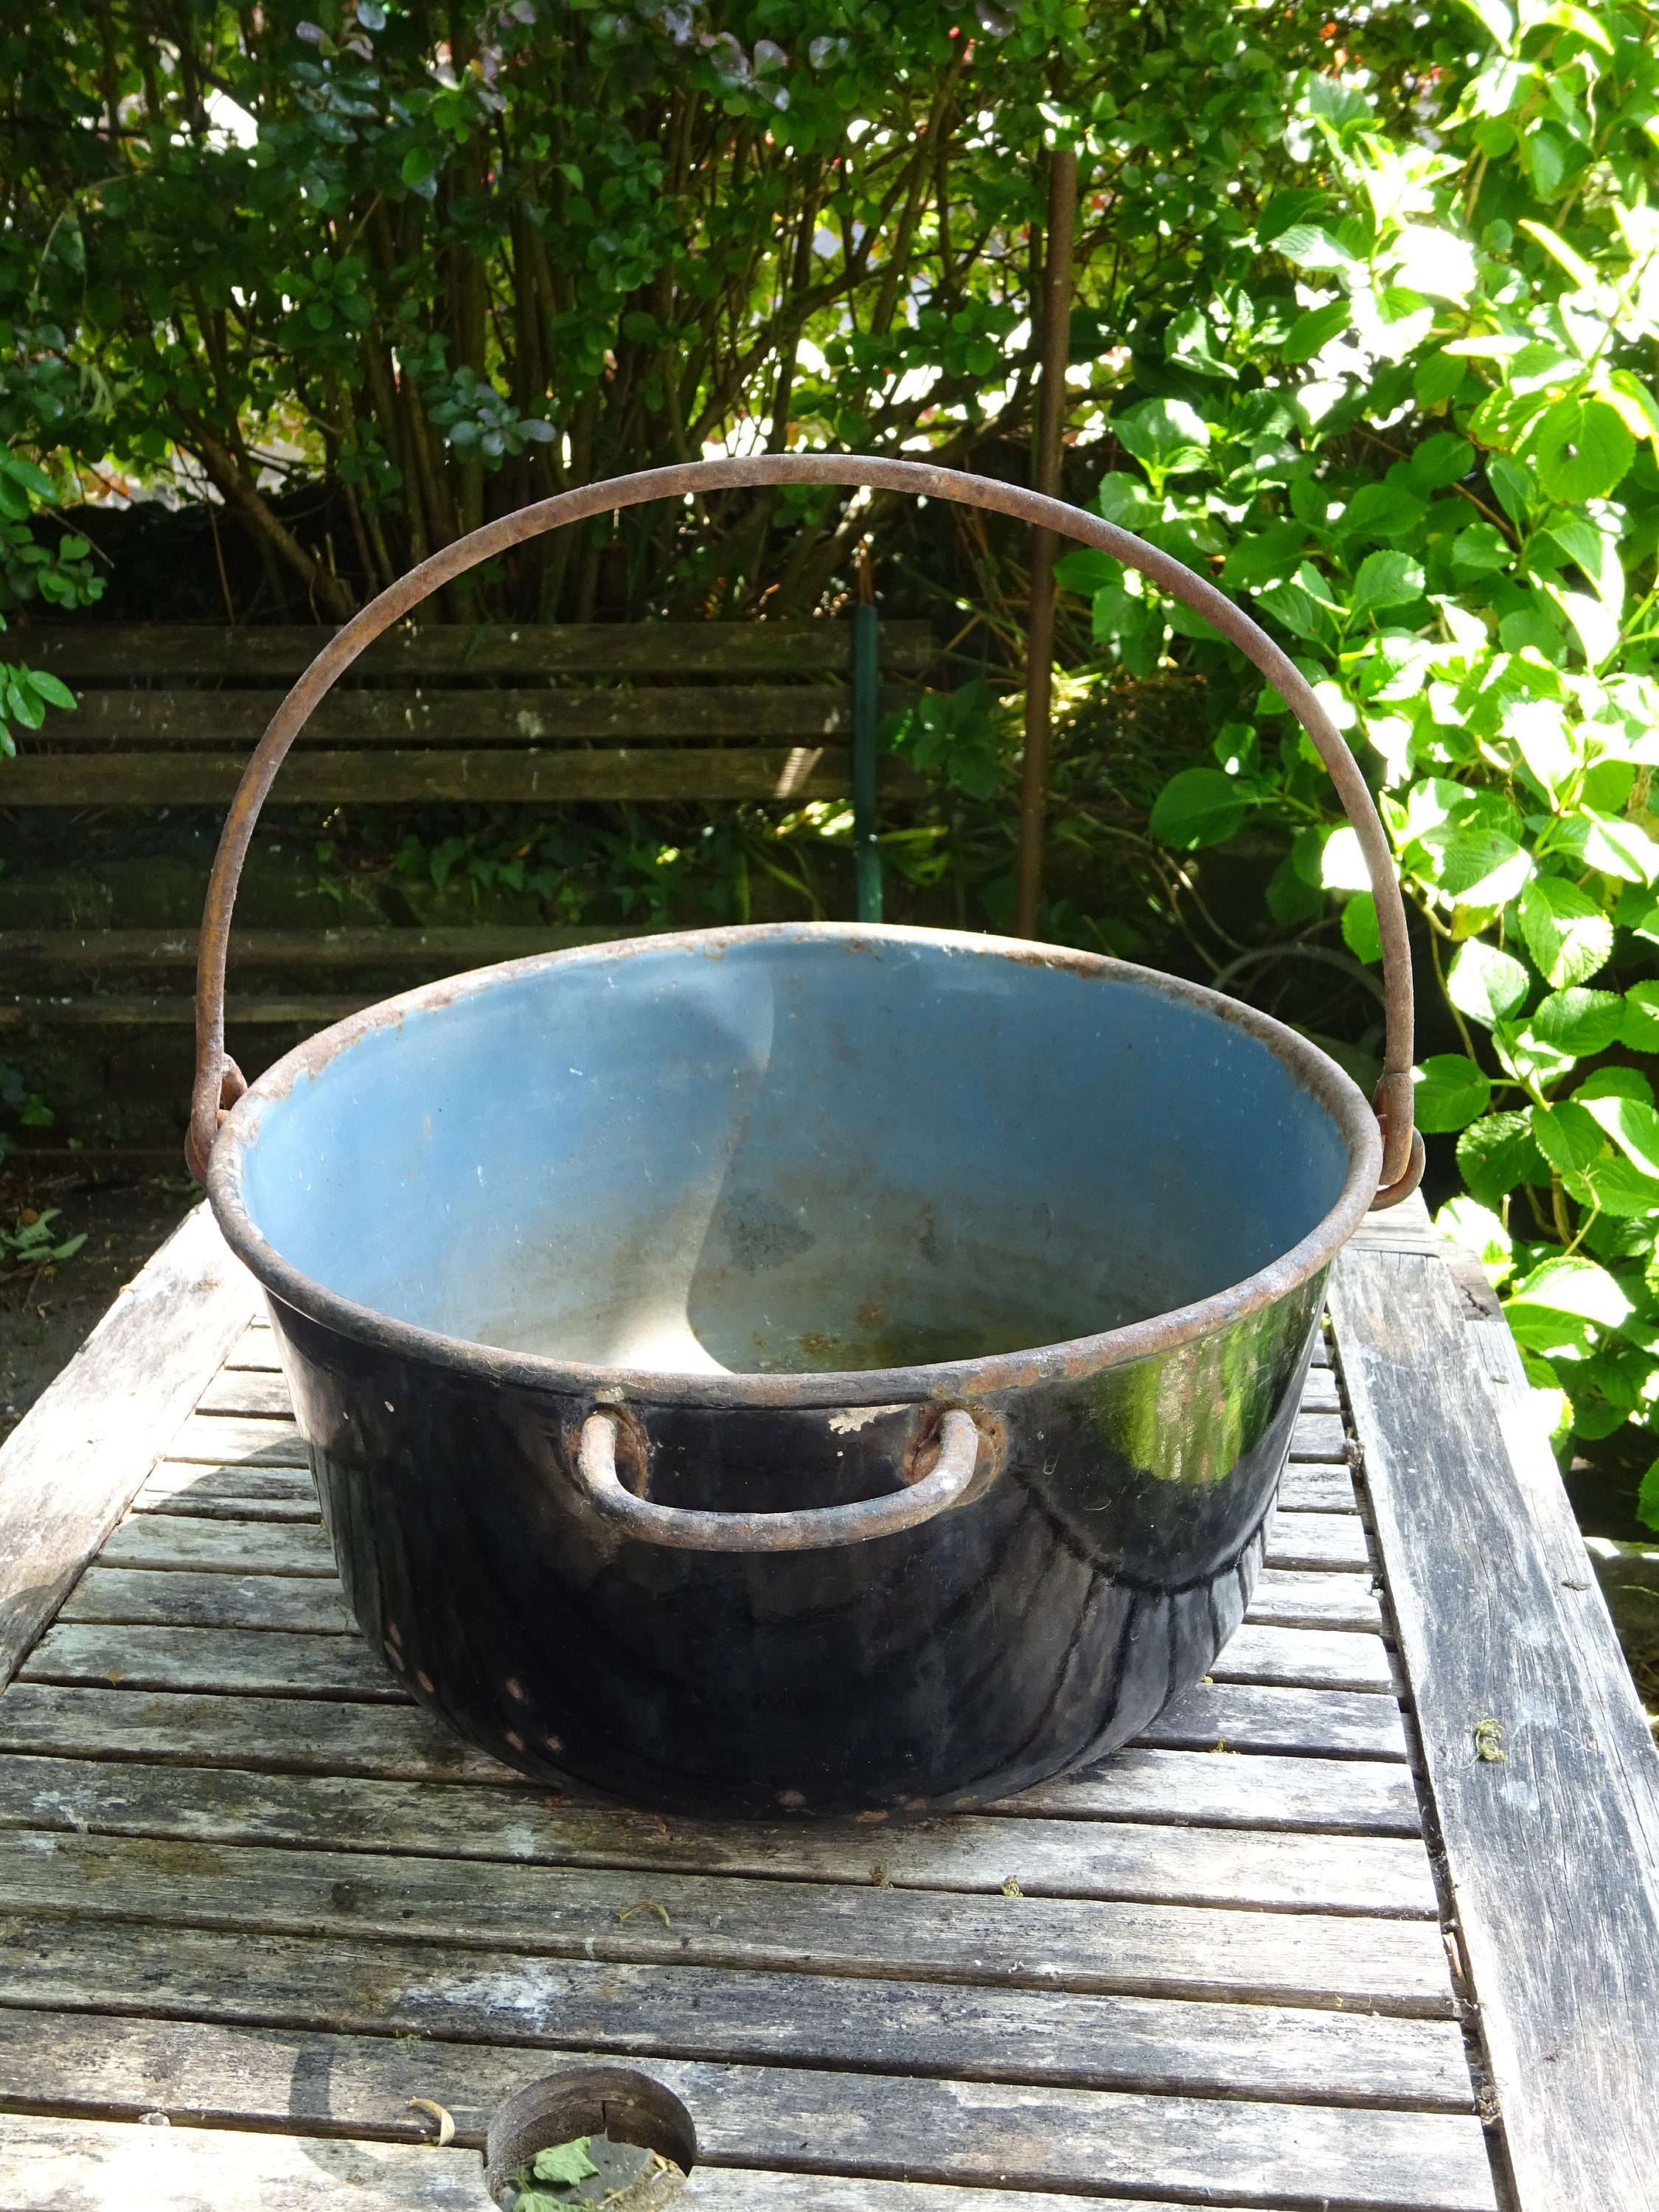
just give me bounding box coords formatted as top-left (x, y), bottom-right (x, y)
top-left (1266, 855), bottom-right (1325, 925)
top-left (1529, 395), bottom-right (1636, 504)
top-left (1053, 548), bottom-right (1121, 597)
top-left (1349, 550), bottom-right (1425, 618)
top-left (21, 667), bottom-right (74, 712)
top-left (1531, 987), bottom-right (1624, 1055)
top-left (1564, 1155), bottom-right (1659, 1218)
top-left (1622, 981), bottom-right (1659, 1050)
top-left (1505, 698), bottom-right (1576, 802)
top-left (4, 673), bottom-right (45, 730)
top-left (1529, 1099), bottom-right (1604, 1174)
top-left (1096, 473), bottom-right (1155, 527)
top-left (1415, 351), bottom-right (1468, 406)
top-left (1280, 299), bottom-right (1350, 362)
top-left (1638, 1459), bottom-right (1659, 1536)
top-left (1256, 580), bottom-right (1327, 644)
top-left (0, 452), bottom-right (57, 501)
top-left (1446, 939), bottom-right (1529, 1027)
top-left (1341, 891), bottom-right (1382, 964)
top-left (1434, 830), bottom-right (1531, 911)
top-left (1448, 522), bottom-right (1512, 577)
top-left (1509, 1256), bottom-right (1633, 1339)
top-left (1576, 1067), bottom-right (1654, 1106)
top-left (400, 145), bottom-right (437, 189)
top-left (1336, 482), bottom-right (1427, 545)
top-left (533, 2139), bottom-right (601, 2186)
top-left (1458, 1110), bottom-right (1548, 1208)
top-left (1273, 223), bottom-right (1361, 276)
top-left (1406, 433), bottom-right (1474, 493)
top-left (1579, 1095), bottom-right (1659, 1180)
top-left (1517, 876), bottom-right (1613, 987)
top-left (1221, 523), bottom-right (1307, 591)
top-left (1113, 397), bottom-right (1211, 479)
top-left (1554, 811), bottom-right (1659, 886)
top-left (1147, 768), bottom-right (1248, 851)
top-left (1532, 4), bottom-right (1613, 51)
top-left (1413, 1054), bottom-right (1493, 1133)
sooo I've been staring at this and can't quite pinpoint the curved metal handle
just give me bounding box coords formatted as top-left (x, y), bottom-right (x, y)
top-left (187, 454), bottom-right (1419, 1208)
top-left (575, 1406), bottom-right (981, 1552)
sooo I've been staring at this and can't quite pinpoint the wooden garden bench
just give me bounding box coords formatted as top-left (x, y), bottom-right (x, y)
top-left (0, 1192), bottom-right (1653, 2210)
top-left (0, 618), bottom-right (933, 1038)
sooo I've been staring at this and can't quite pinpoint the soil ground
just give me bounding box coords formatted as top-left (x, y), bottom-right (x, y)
top-left (0, 1154), bottom-right (196, 1449)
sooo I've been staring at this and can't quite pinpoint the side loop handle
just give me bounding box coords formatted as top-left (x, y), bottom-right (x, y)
top-left (575, 1407), bottom-right (982, 1552)
top-left (187, 455), bottom-right (1417, 1204)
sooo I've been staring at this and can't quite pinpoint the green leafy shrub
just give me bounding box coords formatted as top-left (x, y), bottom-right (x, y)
top-left (1101, 3), bottom-right (1659, 1506)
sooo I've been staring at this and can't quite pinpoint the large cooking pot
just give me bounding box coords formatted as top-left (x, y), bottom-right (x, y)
top-left (189, 458), bottom-right (1422, 1818)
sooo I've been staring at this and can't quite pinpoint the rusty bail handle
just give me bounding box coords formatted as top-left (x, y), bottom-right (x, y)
top-left (187, 454), bottom-right (1416, 1194)
top-left (574, 1408), bottom-right (981, 1552)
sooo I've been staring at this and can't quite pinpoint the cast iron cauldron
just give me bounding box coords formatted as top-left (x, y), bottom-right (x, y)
top-left (189, 457), bottom-right (1423, 1819)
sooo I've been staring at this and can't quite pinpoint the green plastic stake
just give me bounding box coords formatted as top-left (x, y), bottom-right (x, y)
top-left (852, 601), bottom-right (883, 922)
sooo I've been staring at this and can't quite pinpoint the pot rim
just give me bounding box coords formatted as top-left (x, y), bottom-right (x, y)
top-left (207, 921), bottom-right (1382, 1408)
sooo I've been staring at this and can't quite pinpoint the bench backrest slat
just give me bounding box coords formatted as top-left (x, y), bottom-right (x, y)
top-left (19, 621), bottom-right (938, 681)
top-left (44, 685), bottom-right (920, 745)
top-left (2, 747), bottom-right (923, 808)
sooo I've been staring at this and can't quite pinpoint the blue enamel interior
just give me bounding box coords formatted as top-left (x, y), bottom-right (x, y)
top-left (232, 932), bottom-right (1355, 1374)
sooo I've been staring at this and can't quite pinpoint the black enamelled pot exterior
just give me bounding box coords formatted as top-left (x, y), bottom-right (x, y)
top-left (273, 1279), bottom-right (1321, 1815)
top-left (209, 925), bottom-right (1380, 1819)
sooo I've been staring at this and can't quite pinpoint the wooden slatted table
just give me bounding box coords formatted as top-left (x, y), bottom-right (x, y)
top-left (0, 1196), bottom-right (1655, 2212)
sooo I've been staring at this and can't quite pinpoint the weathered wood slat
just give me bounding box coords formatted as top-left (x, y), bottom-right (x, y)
top-left (0, 2116), bottom-right (495, 2212)
top-left (18, 1623), bottom-right (405, 1702)
top-left (0, 2037), bottom-right (1498, 2210)
top-left (1138, 1680), bottom-right (1406, 1761)
top-left (0, 1712), bottom-right (1431, 1913)
top-left (1263, 1510), bottom-right (1374, 1573)
top-left (2, 1636), bottom-right (1406, 1771)
top-left (58, 1566), bottom-right (353, 1633)
top-left (1277, 1461), bottom-right (1361, 1514)
top-left (25, 1610), bottom-right (1393, 1703)
top-left (1289, 1411), bottom-right (1347, 1460)
top-left (1004, 1749), bottom-right (1421, 1834)
top-left (0, 1749), bottom-right (1422, 1877)
top-left (0, 1827), bottom-right (1454, 2020)
top-left (0, 1907), bottom-right (1466, 2112)
top-left (1329, 1206), bottom-right (1659, 2212)
top-left (1208, 1623), bottom-right (1394, 1694)
top-left (0, 744), bottom-right (925, 807)
top-left (0, 925), bottom-right (654, 973)
top-left (136, 1462), bottom-right (316, 1506)
top-left (1247, 1569), bottom-right (1382, 1632)
top-left (197, 1371), bottom-right (302, 1419)
top-left (18, 620), bottom-right (938, 678)
top-left (97, 1516), bottom-right (334, 1573)
top-left (1300, 1369), bottom-right (1341, 1411)
top-left (105, 1485), bottom-right (1386, 1596)
top-left (55, 1562), bottom-right (1388, 1665)
top-left (134, 1492), bottom-right (319, 1526)
top-left (223, 1325), bottom-right (282, 1369)
top-left (41, 684), bottom-right (919, 745)
top-left (0, 996), bottom-right (381, 1031)
top-left (0, 1683), bottom-right (511, 1782)
top-left (57, 1554), bottom-right (1392, 1702)
top-left (0, 1207), bottom-right (259, 1694)
top-left (131, 1458), bottom-right (318, 1522)
top-left (155, 1414), bottom-right (339, 1467)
